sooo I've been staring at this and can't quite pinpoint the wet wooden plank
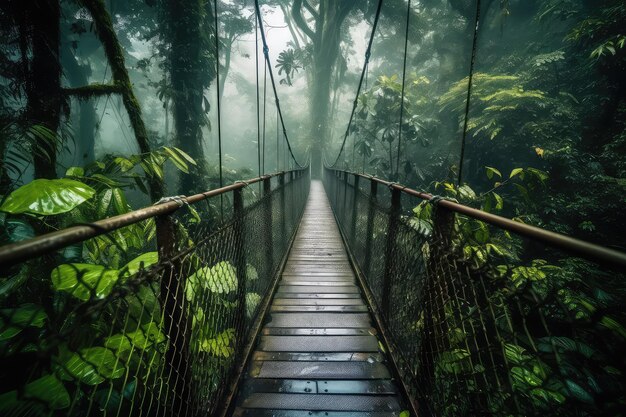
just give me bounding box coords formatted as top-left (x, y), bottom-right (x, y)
top-left (232, 181), bottom-right (405, 415)
top-left (270, 305), bottom-right (369, 313)
top-left (266, 313), bottom-right (372, 328)
top-left (240, 393), bottom-right (402, 411)
top-left (258, 335), bottom-right (379, 352)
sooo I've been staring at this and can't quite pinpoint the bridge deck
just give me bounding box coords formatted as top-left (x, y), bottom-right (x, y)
top-left (232, 181), bottom-right (405, 416)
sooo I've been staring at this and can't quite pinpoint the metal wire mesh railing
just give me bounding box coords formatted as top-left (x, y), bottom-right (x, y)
top-left (0, 168), bottom-right (309, 417)
top-left (324, 167), bottom-right (626, 417)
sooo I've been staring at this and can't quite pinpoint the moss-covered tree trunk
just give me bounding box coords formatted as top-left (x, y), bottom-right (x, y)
top-left (168, 0), bottom-right (212, 195)
top-left (80, 0), bottom-right (164, 201)
top-left (292, 0), bottom-right (354, 177)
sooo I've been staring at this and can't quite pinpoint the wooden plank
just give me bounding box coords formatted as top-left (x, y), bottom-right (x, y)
top-left (232, 181), bottom-right (405, 416)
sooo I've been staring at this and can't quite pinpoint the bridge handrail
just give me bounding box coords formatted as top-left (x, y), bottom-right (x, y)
top-left (326, 168), bottom-right (626, 268)
top-left (0, 168), bottom-right (308, 268)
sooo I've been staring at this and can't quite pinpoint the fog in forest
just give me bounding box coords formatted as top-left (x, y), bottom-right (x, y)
top-left (1, 1), bottom-right (625, 416)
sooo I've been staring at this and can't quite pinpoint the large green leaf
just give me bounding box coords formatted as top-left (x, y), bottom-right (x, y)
top-left (51, 264), bottom-right (119, 301)
top-left (504, 343), bottom-right (530, 365)
top-left (186, 261), bottom-right (237, 300)
top-left (62, 347), bottom-right (125, 385)
top-left (206, 261), bottom-right (237, 293)
top-left (119, 252), bottom-right (159, 277)
top-left (436, 349), bottom-right (471, 374)
top-left (123, 284), bottom-right (161, 328)
top-left (0, 303), bottom-right (47, 340)
top-left (0, 374), bottom-right (70, 412)
top-left (0, 179), bottom-right (95, 215)
top-left (246, 292), bottom-right (261, 319)
top-left (105, 322), bottom-right (167, 353)
top-left (565, 379), bottom-right (595, 404)
top-left (1, 218), bottom-right (35, 243)
top-left (199, 328), bottom-right (235, 357)
top-left (511, 366), bottom-right (543, 388)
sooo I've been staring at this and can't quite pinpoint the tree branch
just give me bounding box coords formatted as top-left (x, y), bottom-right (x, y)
top-left (63, 83), bottom-right (125, 99)
top-left (291, 0), bottom-right (316, 41)
top-left (79, 0), bottom-right (163, 201)
top-left (302, 0), bottom-right (319, 20)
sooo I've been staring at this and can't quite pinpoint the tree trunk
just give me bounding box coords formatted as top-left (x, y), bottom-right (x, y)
top-left (27, 0), bottom-right (62, 180)
top-left (292, 0), bottom-right (353, 177)
top-left (168, 0), bottom-right (212, 195)
top-left (62, 49), bottom-right (96, 164)
top-left (80, 0), bottom-right (163, 201)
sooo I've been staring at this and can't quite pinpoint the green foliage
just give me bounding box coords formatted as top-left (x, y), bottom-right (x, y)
top-left (61, 346), bottom-right (126, 385)
top-left (51, 252), bottom-right (158, 301)
top-left (198, 328), bottom-right (236, 357)
top-left (0, 303), bottom-right (47, 340)
top-left (186, 261), bottom-right (237, 301)
top-left (0, 374), bottom-right (70, 413)
top-left (276, 49), bottom-right (302, 86)
top-left (440, 73), bottom-right (547, 141)
top-left (0, 178), bottom-right (96, 215)
top-left (354, 73), bottom-right (439, 179)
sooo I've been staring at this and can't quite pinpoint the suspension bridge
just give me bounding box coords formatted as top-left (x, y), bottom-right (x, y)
top-left (1, 0), bottom-right (626, 416)
top-left (1, 166), bottom-right (625, 416)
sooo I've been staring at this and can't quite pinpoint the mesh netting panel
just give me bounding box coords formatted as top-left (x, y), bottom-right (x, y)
top-left (0, 170), bottom-right (309, 417)
top-left (324, 169), bottom-right (626, 417)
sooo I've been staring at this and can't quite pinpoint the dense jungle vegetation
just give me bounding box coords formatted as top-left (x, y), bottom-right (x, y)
top-left (0, 0), bottom-right (624, 416)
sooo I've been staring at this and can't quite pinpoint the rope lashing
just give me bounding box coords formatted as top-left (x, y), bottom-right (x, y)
top-left (428, 195), bottom-right (448, 206)
top-left (154, 195), bottom-right (188, 207)
top-left (234, 180), bottom-right (251, 188)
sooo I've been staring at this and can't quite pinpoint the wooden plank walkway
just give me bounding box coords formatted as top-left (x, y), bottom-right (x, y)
top-left (232, 181), bottom-right (405, 417)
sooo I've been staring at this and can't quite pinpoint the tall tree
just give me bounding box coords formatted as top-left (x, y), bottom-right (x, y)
top-left (26, 0), bottom-right (62, 180)
top-left (291, 0), bottom-right (359, 176)
top-left (164, 0), bottom-right (215, 195)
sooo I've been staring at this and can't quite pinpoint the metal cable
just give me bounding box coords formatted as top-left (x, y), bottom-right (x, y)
top-left (213, 0), bottom-right (224, 217)
top-left (327, 0), bottom-right (384, 168)
top-left (396, 0), bottom-right (412, 180)
top-left (255, 12), bottom-right (262, 183)
top-left (254, 0), bottom-right (304, 168)
top-left (457, 0), bottom-right (482, 186)
top-left (262, 61), bottom-right (267, 175)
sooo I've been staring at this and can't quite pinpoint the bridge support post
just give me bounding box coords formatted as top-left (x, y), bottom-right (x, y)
top-left (232, 187), bottom-right (249, 353)
top-left (417, 204), bottom-right (456, 416)
top-left (381, 187), bottom-right (401, 318)
top-left (279, 172), bottom-right (287, 246)
top-left (289, 171), bottom-right (295, 225)
top-left (350, 174), bottom-right (360, 244)
top-left (263, 177), bottom-right (274, 283)
top-left (342, 171), bottom-right (349, 219)
top-left (156, 214), bottom-right (192, 416)
top-left (364, 180), bottom-right (378, 278)
top-left (334, 170), bottom-right (340, 207)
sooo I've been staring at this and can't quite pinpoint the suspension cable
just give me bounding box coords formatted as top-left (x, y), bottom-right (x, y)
top-left (328, 0), bottom-right (384, 168)
top-left (255, 11), bottom-right (261, 181)
top-left (457, 0), bottom-right (482, 186)
top-left (396, 0), bottom-right (412, 180)
top-left (254, 0), bottom-right (303, 168)
top-left (262, 61), bottom-right (267, 174)
top-left (213, 0), bottom-right (224, 216)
